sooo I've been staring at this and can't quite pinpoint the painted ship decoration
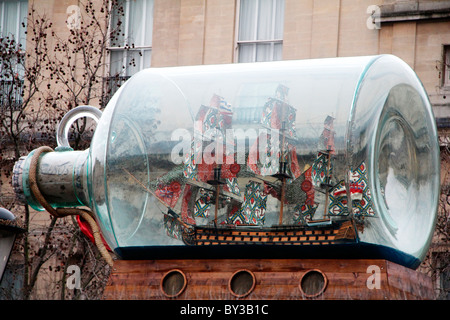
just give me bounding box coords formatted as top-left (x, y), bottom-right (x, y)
top-left (125, 85), bottom-right (376, 247)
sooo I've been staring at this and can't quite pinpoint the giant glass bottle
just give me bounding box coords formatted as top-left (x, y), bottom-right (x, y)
top-left (13, 55), bottom-right (440, 269)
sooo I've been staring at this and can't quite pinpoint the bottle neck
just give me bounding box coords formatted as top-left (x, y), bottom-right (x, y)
top-left (13, 149), bottom-right (90, 210)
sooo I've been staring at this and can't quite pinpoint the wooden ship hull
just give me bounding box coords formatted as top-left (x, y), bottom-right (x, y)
top-left (183, 220), bottom-right (356, 246)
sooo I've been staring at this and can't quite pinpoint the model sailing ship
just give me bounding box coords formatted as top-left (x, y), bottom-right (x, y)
top-left (125, 85), bottom-right (376, 248)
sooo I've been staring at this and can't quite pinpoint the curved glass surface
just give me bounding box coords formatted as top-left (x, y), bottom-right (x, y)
top-left (88, 85), bottom-right (123, 248)
top-left (350, 55), bottom-right (440, 264)
top-left (87, 55), bottom-right (439, 267)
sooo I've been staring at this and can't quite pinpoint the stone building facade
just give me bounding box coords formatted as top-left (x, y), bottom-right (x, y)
top-left (3, 0), bottom-right (447, 124)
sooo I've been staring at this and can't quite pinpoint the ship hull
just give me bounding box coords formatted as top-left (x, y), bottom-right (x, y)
top-left (114, 219), bottom-right (421, 269)
top-left (114, 242), bottom-right (420, 270)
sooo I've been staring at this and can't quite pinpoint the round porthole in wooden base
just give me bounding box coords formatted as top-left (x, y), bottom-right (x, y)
top-left (160, 269), bottom-right (187, 298)
top-left (228, 269), bottom-right (256, 298)
top-left (299, 269), bottom-right (327, 298)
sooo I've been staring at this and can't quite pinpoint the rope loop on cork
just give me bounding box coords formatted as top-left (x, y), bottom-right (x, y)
top-left (28, 146), bottom-right (114, 267)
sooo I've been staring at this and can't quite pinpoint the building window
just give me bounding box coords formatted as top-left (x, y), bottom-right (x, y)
top-left (0, 0), bottom-right (28, 48)
top-left (444, 45), bottom-right (450, 88)
top-left (0, 0), bottom-right (28, 109)
top-left (237, 0), bottom-right (285, 63)
top-left (106, 0), bottom-right (153, 97)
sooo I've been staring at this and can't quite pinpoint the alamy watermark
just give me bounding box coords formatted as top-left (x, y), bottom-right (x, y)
top-left (366, 265), bottom-right (381, 289)
top-left (66, 265), bottom-right (81, 290)
top-left (66, 5), bottom-right (81, 30)
top-left (367, 5), bottom-right (381, 30)
top-left (170, 123), bottom-right (282, 166)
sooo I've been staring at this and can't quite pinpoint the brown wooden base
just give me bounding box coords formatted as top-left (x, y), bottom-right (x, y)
top-left (102, 258), bottom-right (435, 300)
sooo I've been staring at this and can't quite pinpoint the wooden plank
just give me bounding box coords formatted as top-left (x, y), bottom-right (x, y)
top-left (385, 260), bottom-right (435, 299)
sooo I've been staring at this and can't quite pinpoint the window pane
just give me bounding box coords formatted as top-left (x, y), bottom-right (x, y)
top-left (256, 43), bottom-right (270, 62)
top-left (238, 43), bottom-right (255, 63)
top-left (144, 0), bottom-right (154, 46)
top-left (273, 42), bottom-right (282, 61)
top-left (127, 0), bottom-right (144, 46)
top-left (125, 50), bottom-right (141, 77)
top-left (143, 49), bottom-right (151, 69)
top-left (127, 0), bottom-right (154, 47)
top-left (111, 0), bottom-right (125, 47)
top-left (238, 0), bottom-right (256, 41)
top-left (16, 55), bottom-right (25, 78)
top-left (110, 50), bottom-right (124, 76)
top-left (274, 0), bottom-right (285, 39)
top-left (2, 1), bottom-right (18, 38)
top-left (19, 0), bottom-right (27, 48)
top-left (257, 0), bottom-right (273, 40)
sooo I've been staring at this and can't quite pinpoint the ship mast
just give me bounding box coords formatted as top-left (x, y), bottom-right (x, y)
top-left (273, 101), bottom-right (291, 225)
top-left (322, 150), bottom-right (332, 220)
top-left (207, 119), bottom-right (226, 226)
top-left (320, 115), bottom-right (335, 220)
top-left (207, 164), bottom-right (224, 226)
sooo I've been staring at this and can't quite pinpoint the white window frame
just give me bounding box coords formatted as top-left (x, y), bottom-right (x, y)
top-left (235, 0), bottom-right (284, 63)
top-left (444, 45), bottom-right (450, 88)
top-left (106, 0), bottom-right (153, 78)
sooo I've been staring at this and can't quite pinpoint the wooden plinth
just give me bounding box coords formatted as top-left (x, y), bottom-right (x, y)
top-left (102, 258), bottom-right (435, 300)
